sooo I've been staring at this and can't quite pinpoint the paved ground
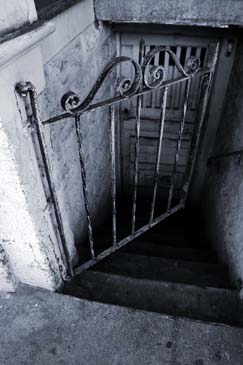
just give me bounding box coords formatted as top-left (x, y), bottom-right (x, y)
top-left (0, 284), bottom-right (243, 365)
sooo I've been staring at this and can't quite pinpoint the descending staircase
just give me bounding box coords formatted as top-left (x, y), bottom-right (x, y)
top-left (64, 208), bottom-right (242, 327)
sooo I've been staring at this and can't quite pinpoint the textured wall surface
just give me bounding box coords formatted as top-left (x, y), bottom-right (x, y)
top-left (95, 0), bottom-right (243, 27)
top-left (0, 42), bottom-right (66, 291)
top-left (39, 20), bottom-right (116, 259)
top-left (0, 0), bottom-right (113, 291)
top-left (203, 40), bottom-right (243, 288)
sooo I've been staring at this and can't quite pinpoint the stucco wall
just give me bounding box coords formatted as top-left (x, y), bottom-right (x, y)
top-left (203, 40), bottom-right (243, 289)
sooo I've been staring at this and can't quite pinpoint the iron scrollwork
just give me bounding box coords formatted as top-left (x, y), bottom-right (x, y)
top-left (61, 46), bottom-right (201, 115)
top-left (61, 56), bottom-right (142, 115)
top-left (143, 47), bottom-right (200, 89)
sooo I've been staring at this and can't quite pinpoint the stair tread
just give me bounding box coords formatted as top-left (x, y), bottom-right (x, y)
top-left (65, 270), bottom-right (240, 326)
top-left (121, 240), bottom-right (217, 263)
top-left (91, 252), bottom-right (231, 289)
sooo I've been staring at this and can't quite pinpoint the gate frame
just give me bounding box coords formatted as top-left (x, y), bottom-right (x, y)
top-left (16, 41), bottom-right (220, 277)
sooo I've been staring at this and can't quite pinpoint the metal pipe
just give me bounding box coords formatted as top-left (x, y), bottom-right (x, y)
top-left (167, 79), bottom-right (191, 211)
top-left (75, 114), bottom-right (95, 260)
top-left (16, 82), bottom-right (73, 278)
top-left (149, 87), bottom-right (168, 223)
top-left (110, 105), bottom-right (117, 245)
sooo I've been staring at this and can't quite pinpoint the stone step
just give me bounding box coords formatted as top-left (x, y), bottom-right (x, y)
top-left (93, 230), bottom-right (209, 250)
top-left (91, 252), bottom-right (231, 289)
top-left (121, 240), bottom-right (217, 263)
top-left (64, 270), bottom-right (241, 326)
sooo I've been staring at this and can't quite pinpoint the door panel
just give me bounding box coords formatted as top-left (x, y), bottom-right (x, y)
top-left (119, 32), bottom-right (215, 198)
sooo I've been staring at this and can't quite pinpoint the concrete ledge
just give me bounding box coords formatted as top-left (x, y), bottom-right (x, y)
top-left (94, 0), bottom-right (243, 28)
top-left (0, 22), bottom-right (55, 70)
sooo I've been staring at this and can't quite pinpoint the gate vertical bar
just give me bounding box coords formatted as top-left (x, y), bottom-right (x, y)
top-left (167, 78), bottom-right (191, 211)
top-left (110, 104), bottom-right (117, 245)
top-left (75, 114), bottom-right (95, 259)
top-left (181, 43), bottom-right (220, 206)
top-left (131, 39), bottom-right (145, 234)
top-left (149, 87), bottom-right (168, 223)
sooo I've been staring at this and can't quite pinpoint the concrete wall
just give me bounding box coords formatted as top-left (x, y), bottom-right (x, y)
top-left (0, 0), bottom-right (116, 291)
top-left (95, 0), bottom-right (243, 28)
top-left (203, 39), bottom-right (243, 290)
top-left (0, 22), bottom-right (66, 292)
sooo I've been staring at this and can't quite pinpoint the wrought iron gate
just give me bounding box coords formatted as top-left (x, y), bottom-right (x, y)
top-left (16, 40), bottom-right (219, 277)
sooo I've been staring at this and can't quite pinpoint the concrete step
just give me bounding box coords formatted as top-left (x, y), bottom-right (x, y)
top-left (93, 230), bottom-right (209, 250)
top-left (2, 284), bottom-right (243, 364)
top-left (91, 252), bottom-right (231, 289)
top-left (121, 240), bottom-right (217, 263)
top-left (64, 270), bottom-right (241, 326)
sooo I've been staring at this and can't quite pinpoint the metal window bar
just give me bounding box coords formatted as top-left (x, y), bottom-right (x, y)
top-left (16, 43), bottom-right (218, 277)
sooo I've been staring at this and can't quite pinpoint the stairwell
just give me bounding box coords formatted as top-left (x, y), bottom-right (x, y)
top-left (64, 206), bottom-right (242, 328)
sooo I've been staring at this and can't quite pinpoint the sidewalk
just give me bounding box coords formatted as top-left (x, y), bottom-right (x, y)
top-left (0, 284), bottom-right (242, 364)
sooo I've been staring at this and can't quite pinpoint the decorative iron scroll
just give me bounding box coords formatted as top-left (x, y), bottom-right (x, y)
top-left (61, 47), bottom-right (201, 115)
top-left (61, 56), bottom-right (142, 115)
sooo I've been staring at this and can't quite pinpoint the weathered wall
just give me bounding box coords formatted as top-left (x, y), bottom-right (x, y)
top-left (38, 2), bottom-right (116, 257)
top-left (0, 0), bottom-right (116, 291)
top-left (0, 22), bottom-right (67, 292)
top-left (203, 39), bottom-right (243, 290)
top-left (94, 0), bottom-right (243, 28)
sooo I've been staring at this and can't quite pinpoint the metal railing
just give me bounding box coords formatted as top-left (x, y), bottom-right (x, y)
top-left (16, 41), bottom-right (219, 277)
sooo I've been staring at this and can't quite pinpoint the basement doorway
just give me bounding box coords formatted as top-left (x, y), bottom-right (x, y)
top-left (17, 26), bottom-right (237, 277)
top-left (72, 27), bottom-right (237, 273)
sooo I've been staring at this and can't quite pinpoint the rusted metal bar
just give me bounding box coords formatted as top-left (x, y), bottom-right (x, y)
top-left (110, 105), bottom-right (117, 245)
top-left (181, 43), bottom-right (220, 206)
top-left (167, 79), bottom-right (191, 211)
top-left (74, 202), bottom-right (183, 276)
top-left (131, 39), bottom-right (145, 234)
top-left (42, 69), bottom-right (210, 126)
top-left (75, 114), bottom-right (95, 259)
top-left (149, 87), bottom-right (168, 223)
top-left (15, 82), bottom-right (73, 278)
top-left (131, 94), bottom-right (142, 234)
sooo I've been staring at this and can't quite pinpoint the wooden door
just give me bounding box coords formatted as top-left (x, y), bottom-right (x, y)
top-left (117, 30), bottom-right (236, 201)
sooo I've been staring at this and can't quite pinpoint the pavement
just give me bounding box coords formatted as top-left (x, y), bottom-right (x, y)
top-left (0, 284), bottom-right (243, 365)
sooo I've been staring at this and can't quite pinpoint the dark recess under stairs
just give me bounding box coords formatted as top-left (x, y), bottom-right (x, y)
top-left (64, 207), bottom-right (242, 327)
